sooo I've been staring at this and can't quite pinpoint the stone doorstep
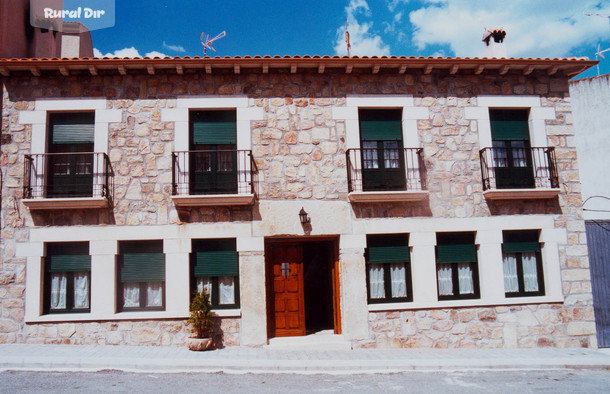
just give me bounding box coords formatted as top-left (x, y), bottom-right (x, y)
top-left (266, 330), bottom-right (353, 351)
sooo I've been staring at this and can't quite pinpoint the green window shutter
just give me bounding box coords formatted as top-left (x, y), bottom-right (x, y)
top-left (437, 244), bottom-right (477, 263)
top-left (502, 242), bottom-right (541, 253)
top-left (120, 253), bottom-right (165, 282)
top-left (359, 109), bottom-right (402, 141)
top-left (48, 254), bottom-right (91, 272)
top-left (191, 110), bottom-right (237, 145)
top-left (367, 246), bottom-right (410, 264)
top-left (194, 251), bottom-right (238, 277)
top-left (51, 113), bottom-right (95, 144)
top-left (490, 109), bottom-right (530, 141)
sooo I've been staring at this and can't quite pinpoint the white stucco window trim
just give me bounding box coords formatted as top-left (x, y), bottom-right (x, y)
top-left (333, 95), bottom-right (427, 149)
top-left (22, 224), bottom-right (251, 323)
top-left (464, 95), bottom-right (556, 149)
top-left (161, 96), bottom-right (264, 201)
top-left (355, 215), bottom-right (565, 312)
top-left (18, 98), bottom-right (121, 206)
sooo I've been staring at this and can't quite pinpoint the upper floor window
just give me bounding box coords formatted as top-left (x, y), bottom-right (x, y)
top-left (189, 110), bottom-right (237, 195)
top-left (44, 242), bottom-right (91, 314)
top-left (502, 230), bottom-right (545, 297)
top-left (358, 109), bottom-right (405, 191)
top-left (117, 240), bottom-right (165, 312)
top-left (191, 239), bottom-right (240, 309)
top-left (436, 232), bottom-right (480, 300)
top-left (365, 234), bottom-right (412, 303)
top-left (490, 109), bottom-right (534, 189)
top-left (47, 112), bottom-right (95, 197)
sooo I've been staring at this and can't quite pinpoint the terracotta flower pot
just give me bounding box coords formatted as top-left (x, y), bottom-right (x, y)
top-left (186, 337), bottom-right (213, 351)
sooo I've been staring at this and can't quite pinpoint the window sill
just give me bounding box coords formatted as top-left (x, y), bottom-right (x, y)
top-left (22, 197), bottom-right (109, 210)
top-left (367, 294), bottom-right (564, 312)
top-left (348, 190), bottom-right (428, 203)
top-left (483, 188), bottom-right (560, 200)
top-left (25, 309), bottom-right (241, 323)
top-left (172, 194), bottom-right (255, 207)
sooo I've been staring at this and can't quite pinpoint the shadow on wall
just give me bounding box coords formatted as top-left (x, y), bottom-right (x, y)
top-left (487, 198), bottom-right (562, 216)
top-left (351, 199), bottom-right (433, 219)
top-left (30, 208), bottom-right (116, 226)
top-left (175, 205), bottom-right (255, 223)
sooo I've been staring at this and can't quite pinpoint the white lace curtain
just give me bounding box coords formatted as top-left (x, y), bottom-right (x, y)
top-left (50, 272), bottom-right (89, 310)
top-left (368, 265), bottom-right (385, 299)
top-left (197, 276), bottom-right (236, 305)
top-left (437, 263), bottom-right (474, 295)
top-left (73, 273), bottom-right (89, 309)
top-left (123, 282), bottom-right (163, 308)
top-left (522, 252), bottom-right (539, 292)
top-left (437, 265), bottom-right (453, 296)
top-left (50, 273), bottom-right (67, 309)
top-left (390, 263), bottom-right (407, 298)
top-left (503, 252), bottom-right (539, 293)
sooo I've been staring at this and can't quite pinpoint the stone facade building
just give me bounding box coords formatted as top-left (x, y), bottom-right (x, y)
top-left (0, 54), bottom-right (599, 348)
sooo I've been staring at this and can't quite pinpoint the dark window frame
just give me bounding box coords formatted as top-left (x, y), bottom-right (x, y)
top-left (117, 240), bottom-right (166, 312)
top-left (502, 230), bottom-right (545, 298)
top-left (436, 232), bottom-right (481, 301)
top-left (43, 242), bottom-right (91, 314)
top-left (365, 234), bottom-right (413, 304)
top-left (190, 238), bottom-right (240, 309)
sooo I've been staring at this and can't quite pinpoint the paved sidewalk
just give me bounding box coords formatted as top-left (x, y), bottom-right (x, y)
top-left (0, 344), bottom-right (609, 374)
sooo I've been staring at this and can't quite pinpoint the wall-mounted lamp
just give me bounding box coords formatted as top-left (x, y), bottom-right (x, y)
top-left (299, 207), bottom-right (310, 225)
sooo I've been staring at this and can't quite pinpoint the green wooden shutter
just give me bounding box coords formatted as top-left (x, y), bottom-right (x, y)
top-left (51, 113), bottom-right (95, 144)
top-left (437, 244), bottom-right (477, 263)
top-left (502, 242), bottom-right (541, 253)
top-left (120, 253), bottom-right (165, 282)
top-left (367, 246), bottom-right (410, 264)
top-left (191, 110), bottom-right (237, 145)
top-left (490, 109), bottom-right (530, 141)
top-left (48, 254), bottom-right (91, 272)
top-left (194, 251), bottom-right (238, 277)
top-left (359, 109), bottom-right (402, 141)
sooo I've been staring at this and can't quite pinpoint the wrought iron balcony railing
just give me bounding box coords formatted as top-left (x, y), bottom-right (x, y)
top-left (479, 147), bottom-right (559, 191)
top-left (346, 148), bottom-right (427, 194)
top-left (171, 150), bottom-right (258, 199)
top-left (23, 152), bottom-right (114, 203)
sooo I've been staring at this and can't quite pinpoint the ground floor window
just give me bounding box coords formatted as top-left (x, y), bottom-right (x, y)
top-left (44, 242), bottom-right (91, 314)
top-left (436, 232), bottom-right (480, 300)
top-left (502, 230), bottom-right (545, 297)
top-left (117, 240), bottom-right (165, 311)
top-left (191, 239), bottom-right (240, 309)
top-left (365, 234), bottom-right (412, 303)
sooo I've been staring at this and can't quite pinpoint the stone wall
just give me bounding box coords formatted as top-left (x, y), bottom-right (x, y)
top-left (361, 304), bottom-right (595, 349)
top-left (0, 67), bottom-right (595, 347)
top-left (23, 318), bottom-right (240, 347)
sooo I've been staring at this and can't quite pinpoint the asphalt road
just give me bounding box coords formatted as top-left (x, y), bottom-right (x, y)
top-left (2, 369), bottom-right (610, 393)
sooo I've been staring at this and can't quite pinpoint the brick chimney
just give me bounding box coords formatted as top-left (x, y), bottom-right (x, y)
top-left (482, 28), bottom-right (507, 58)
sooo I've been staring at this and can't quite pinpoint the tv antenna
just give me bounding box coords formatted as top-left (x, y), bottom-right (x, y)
top-left (595, 43), bottom-right (610, 76)
top-left (200, 31), bottom-right (226, 57)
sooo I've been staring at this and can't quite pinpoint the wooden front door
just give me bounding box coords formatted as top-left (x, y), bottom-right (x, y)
top-left (269, 243), bottom-right (306, 337)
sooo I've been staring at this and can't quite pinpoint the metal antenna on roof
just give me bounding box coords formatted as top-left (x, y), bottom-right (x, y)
top-left (595, 43), bottom-right (610, 76)
top-left (200, 31), bottom-right (226, 57)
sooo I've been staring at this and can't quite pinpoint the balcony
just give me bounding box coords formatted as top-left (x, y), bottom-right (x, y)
top-left (171, 150), bottom-right (258, 207)
top-left (346, 148), bottom-right (428, 203)
top-left (479, 147), bottom-right (560, 200)
top-left (23, 152), bottom-right (114, 209)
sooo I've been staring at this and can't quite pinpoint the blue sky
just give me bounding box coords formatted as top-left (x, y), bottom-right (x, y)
top-left (91, 0), bottom-right (610, 79)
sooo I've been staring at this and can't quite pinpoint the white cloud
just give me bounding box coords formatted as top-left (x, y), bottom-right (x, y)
top-left (334, 0), bottom-right (391, 56)
top-left (93, 47), bottom-right (168, 58)
top-left (162, 41), bottom-right (186, 53)
top-left (387, 0), bottom-right (410, 13)
top-left (409, 0), bottom-right (610, 58)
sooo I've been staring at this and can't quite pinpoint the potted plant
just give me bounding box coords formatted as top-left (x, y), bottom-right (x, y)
top-left (186, 289), bottom-right (214, 351)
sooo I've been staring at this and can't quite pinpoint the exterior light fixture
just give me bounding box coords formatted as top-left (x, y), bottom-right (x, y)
top-left (299, 207), bottom-right (310, 225)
